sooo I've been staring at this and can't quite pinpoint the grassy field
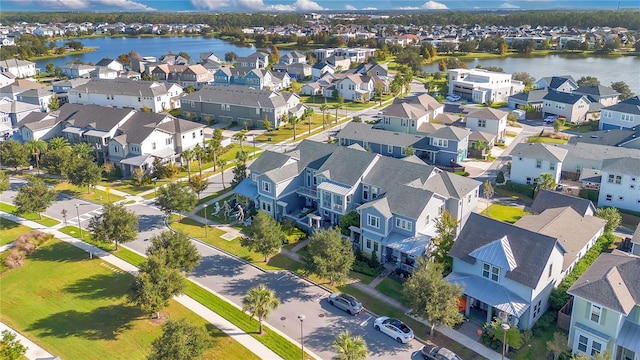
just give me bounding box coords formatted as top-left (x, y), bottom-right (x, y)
top-left (255, 113), bottom-right (337, 144)
top-left (526, 135), bottom-right (569, 144)
top-left (481, 204), bottom-right (531, 224)
top-left (0, 202), bottom-right (60, 227)
top-left (374, 277), bottom-right (409, 306)
top-left (55, 182), bottom-right (124, 205)
top-left (0, 239), bottom-right (258, 360)
top-left (0, 217), bottom-right (33, 246)
top-left (494, 187), bottom-right (534, 205)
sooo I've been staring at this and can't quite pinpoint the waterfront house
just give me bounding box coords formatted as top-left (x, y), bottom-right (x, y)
top-left (535, 76), bottom-right (578, 93)
top-left (543, 90), bottom-right (593, 124)
top-left (573, 85), bottom-right (620, 107)
top-left (0, 59), bottom-right (37, 78)
top-left (510, 143), bottom-right (568, 185)
top-left (447, 68), bottom-right (525, 103)
top-left (60, 63), bottom-right (95, 79)
top-left (95, 58), bottom-right (124, 72)
top-left (598, 96), bottom-right (640, 130)
top-left (508, 89), bottom-right (547, 111)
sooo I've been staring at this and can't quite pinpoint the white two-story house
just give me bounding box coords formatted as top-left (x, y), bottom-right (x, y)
top-left (510, 143), bottom-right (568, 186)
top-left (567, 253), bottom-right (640, 360)
top-left (448, 68), bottom-right (525, 103)
top-left (465, 107), bottom-right (508, 142)
top-left (379, 93), bottom-right (444, 134)
top-left (597, 157), bottom-right (640, 213)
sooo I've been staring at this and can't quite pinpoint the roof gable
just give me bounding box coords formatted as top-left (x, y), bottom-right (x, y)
top-left (469, 236), bottom-right (518, 271)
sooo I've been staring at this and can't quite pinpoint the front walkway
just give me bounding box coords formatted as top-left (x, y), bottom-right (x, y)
top-left (0, 211), bottom-right (284, 360)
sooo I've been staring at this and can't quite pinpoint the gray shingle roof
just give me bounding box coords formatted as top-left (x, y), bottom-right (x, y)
top-left (568, 129), bottom-right (638, 147)
top-left (511, 143), bottom-right (568, 162)
top-left (543, 89), bottom-right (591, 105)
top-left (56, 103), bottom-right (134, 131)
top-left (450, 213), bottom-right (560, 289)
top-left (182, 85), bottom-right (287, 109)
top-left (601, 157), bottom-right (640, 176)
top-left (69, 78), bottom-right (174, 97)
top-left (558, 142), bottom-right (640, 164)
top-left (248, 151), bottom-right (292, 174)
top-left (316, 146), bottom-right (379, 186)
top-left (337, 122), bottom-right (424, 148)
top-left (509, 89), bottom-right (547, 103)
top-left (601, 96), bottom-right (640, 116)
top-left (574, 85), bottom-right (620, 98)
top-left (466, 107), bottom-right (508, 121)
top-left (20, 112), bottom-right (57, 131)
top-left (430, 125), bottom-right (471, 141)
top-left (530, 189), bottom-right (595, 216)
top-left (568, 253), bottom-right (640, 315)
top-left (363, 155), bottom-right (436, 189)
top-left (423, 171), bottom-right (481, 199)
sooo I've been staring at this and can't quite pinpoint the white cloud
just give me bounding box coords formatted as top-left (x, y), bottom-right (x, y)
top-left (421, 1), bottom-right (448, 9)
top-left (362, 7), bottom-right (377, 10)
top-left (94, 0), bottom-right (156, 10)
top-left (190, 0), bottom-right (231, 10)
top-left (191, 0), bottom-right (321, 11)
top-left (345, 4), bottom-right (357, 10)
top-left (31, 0), bottom-right (155, 10)
top-left (293, 0), bottom-right (323, 10)
top-left (398, 6), bottom-right (419, 9)
top-left (269, 3), bottom-right (295, 10)
top-left (499, 2), bottom-right (520, 8)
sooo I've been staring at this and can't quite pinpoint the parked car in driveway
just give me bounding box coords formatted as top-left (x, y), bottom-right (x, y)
top-left (421, 342), bottom-right (462, 360)
top-left (446, 95), bottom-right (461, 102)
top-left (373, 316), bottom-right (414, 343)
top-left (328, 293), bottom-right (363, 315)
top-left (543, 115), bottom-right (557, 124)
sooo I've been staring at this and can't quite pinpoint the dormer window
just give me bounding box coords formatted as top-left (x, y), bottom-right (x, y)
top-left (482, 262), bottom-right (499, 282)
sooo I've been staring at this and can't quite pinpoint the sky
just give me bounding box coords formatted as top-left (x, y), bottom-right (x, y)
top-left (1, 0), bottom-right (637, 12)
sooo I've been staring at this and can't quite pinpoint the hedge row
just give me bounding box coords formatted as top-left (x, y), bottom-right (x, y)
top-left (504, 180), bottom-right (535, 198)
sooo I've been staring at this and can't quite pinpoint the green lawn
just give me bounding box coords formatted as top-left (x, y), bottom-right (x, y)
top-left (494, 187), bottom-right (534, 205)
top-left (0, 217), bottom-right (33, 246)
top-left (196, 188), bottom-right (234, 207)
top-left (526, 136), bottom-right (569, 144)
top-left (255, 113), bottom-right (338, 144)
top-left (59, 225), bottom-right (115, 251)
top-left (374, 277), bottom-right (409, 306)
top-left (481, 204), bottom-right (531, 224)
top-left (54, 182), bottom-right (124, 205)
top-left (0, 202), bottom-right (60, 227)
top-left (0, 239), bottom-right (257, 360)
top-left (299, 95), bottom-right (373, 111)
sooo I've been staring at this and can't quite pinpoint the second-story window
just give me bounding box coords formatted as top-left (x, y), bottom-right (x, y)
top-left (478, 119), bottom-right (487, 127)
top-left (590, 304), bottom-right (601, 324)
top-left (261, 181), bottom-right (271, 193)
top-left (482, 263), bottom-right (499, 282)
top-left (536, 160), bottom-right (542, 169)
top-left (367, 214), bottom-right (380, 229)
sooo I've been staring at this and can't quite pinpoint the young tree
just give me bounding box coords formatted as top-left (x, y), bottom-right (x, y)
top-left (148, 319), bottom-right (211, 360)
top-left (546, 332), bottom-right (569, 360)
top-left (66, 156), bottom-right (102, 193)
top-left (181, 148), bottom-right (195, 180)
top-left (14, 177), bottom-right (57, 220)
top-left (303, 227), bottom-right (354, 285)
top-left (332, 330), bottom-right (368, 360)
top-left (48, 94), bottom-right (60, 111)
top-left (157, 182), bottom-right (197, 219)
top-left (240, 210), bottom-right (285, 262)
top-left (233, 131), bottom-right (247, 150)
top-left (405, 146), bottom-right (415, 157)
top-left (24, 139), bottom-right (48, 174)
top-left (289, 114), bottom-right (300, 141)
top-left (537, 173), bottom-right (556, 191)
top-left (188, 175), bottom-right (208, 199)
top-left (102, 161), bottom-right (115, 180)
top-left (45, 62), bottom-right (55, 74)
top-left (242, 284), bottom-right (280, 334)
top-left (610, 81), bottom-right (634, 100)
top-left (218, 159), bottom-right (229, 189)
top-left (0, 330), bottom-right (27, 360)
top-left (0, 140), bottom-right (30, 170)
top-left (129, 254), bottom-right (185, 319)
top-left (0, 170), bottom-right (9, 197)
top-left (595, 207), bottom-right (622, 234)
top-left (72, 142), bottom-right (95, 159)
top-left (146, 230), bottom-right (201, 275)
top-left (230, 160), bottom-right (245, 188)
top-left (404, 258), bottom-right (463, 336)
top-left (207, 128), bottom-right (224, 171)
top-left (483, 179), bottom-right (494, 211)
top-left (486, 317), bottom-right (524, 353)
top-left (133, 168), bottom-right (145, 186)
top-left (431, 210), bottom-right (458, 274)
top-left (194, 144), bottom-right (206, 177)
top-left (41, 147), bottom-right (72, 176)
top-left (88, 203), bottom-right (138, 250)
top-left (48, 137), bottom-right (71, 151)
top-left (262, 117), bottom-right (273, 133)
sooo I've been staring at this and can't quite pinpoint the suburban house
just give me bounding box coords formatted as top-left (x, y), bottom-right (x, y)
top-left (0, 97), bottom-right (41, 132)
top-left (597, 157), bottom-right (640, 213)
top-left (535, 76), bottom-right (578, 93)
top-left (95, 58), bottom-right (124, 72)
top-left (16, 87), bottom-right (54, 111)
top-left (568, 128), bottom-right (640, 149)
top-left (213, 67), bottom-right (288, 91)
top-left (90, 67), bottom-right (119, 79)
top-left (51, 78), bottom-right (90, 105)
top-left (234, 51), bottom-right (269, 69)
top-left (0, 72), bottom-right (15, 87)
top-left (542, 90), bottom-right (593, 124)
top-left (272, 62), bottom-right (312, 80)
top-left (351, 62), bottom-right (388, 78)
top-left (0, 80), bottom-right (45, 101)
top-left (180, 65), bottom-right (213, 89)
top-left (530, 190), bottom-right (596, 217)
top-left (0, 59), bottom-right (37, 78)
top-left (632, 226), bottom-right (640, 257)
top-left (234, 140), bottom-right (480, 271)
top-left (415, 123), bottom-right (471, 165)
top-left (573, 85), bottom-right (620, 107)
top-left (567, 253), bottom-right (640, 360)
top-left (508, 89), bottom-right (547, 111)
top-left (464, 107), bottom-right (508, 141)
top-left (447, 68), bottom-right (525, 103)
top-left (379, 93), bottom-right (444, 134)
top-left (510, 143), bottom-right (568, 185)
top-left (446, 211), bottom-right (602, 330)
top-left (311, 61), bottom-right (335, 80)
top-left (60, 63), bottom-right (95, 79)
top-left (279, 51), bottom-right (306, 65)
top-left (335, 74), bottom-right (375, 102)
top-left (557, 142), bottom-right (640, 181)
top-left (598, 96), bottom-right (640, 130)
top-left (68, 78), bottom-right (183, 113)
top-left (180, 85), bottom-right (305, 128)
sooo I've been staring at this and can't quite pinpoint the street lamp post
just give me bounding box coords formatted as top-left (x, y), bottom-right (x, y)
top-left (75, 204), bottom-right (82, 238)
top-left (252, 135), bottom-right (256, 157)
top-left (501, 323), bottom-right (510, 360)
top-left (203, 204), bottom-right (208, 238)
top-left (297, 314), bottom-right (305, 360)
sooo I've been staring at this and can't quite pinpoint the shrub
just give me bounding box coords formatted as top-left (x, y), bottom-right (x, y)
top-left (352, 260), bottom-right (383, 277)
top-left (504, 180), bottom-right (535, 198)
top-left (369, 249), bottom-right (379, 268)
top-left (496, 171), bottom-right (505, 184)
top-left (454, 171), bottom-right (470, 177)
top-left (5, 250), bottom-right (26, 269)
top-left (531, 312), bottom-right (557, 337)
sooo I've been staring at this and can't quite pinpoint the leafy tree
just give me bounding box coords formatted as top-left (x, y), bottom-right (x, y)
top-left (0, 170), bottom-right (9, 196)
top-left (14, 177), bottom-right (57, 219)
top-left (24, 139), bottom-right (48, 174)
top-left (242, 284), bottom-right (280, 334)
top-left (240, 210), bottom-right (285, 262)
top-left (600, 39), bottom-right (621, 54)
top-left (41, 147), bottom-right (72, 176)
top-left (66, 156), bottom-right (102, 193)
top-left (129, 254), bottom-right (185, 319)
top-left (117, 53), bottom-right (131, 67)
top-left (102, 161), bottom-right (115, 180)
top-left (269, 45), bottom-right (280, 65)
top-left (146, 230), bottom-right (201, 275)
top-left (48, 94), bottom-right (60, 110)
top-left (72, 142), bottom-right (95, 159)
top-left (157, 182), bottom-right (197, 218)
top-left (0, 330), bottom-right (27, 360)
top-left (0, 140), bottom-right (30, 170)
top-left (577, 76), bottom-right (600, 87)
top-left (436, 42), bottom-right (456, 54)
top-left (89, 203), bottom-right (138, 250)
top-left (431, 210), bottom-right (458, 274)
top-left (45, 62), bottom-right (54, 74)
top-left (304, 227), bottom-right (354, 285)
top-left (148, 319), bottom-right (211, 360)
top-left (189, 175), bottom-right (208, 199)
top-left (339, 211), bottom-right (360, 236)
top-left (405, 146), bottom-right (415, 157)
top-left (332, 330), bottom-right (368, 360)
top-left (184, 84), bottom-right (195, 94)
top-left (394, 48), bottom-right (424, 73)
top-left (290, 79), bottom-right (301, 93)
top-left (512, 72), bottom-right (535, 87)
top-left (224, 51), bottom-right (237, 62)
top-left (496, 171), bottom-right (505, 184)
top-left (458, 40), bottom-right (477, 53)
top-left (546, 332), bottom-right (569, 360)
top-left (564, 40), bottom-right (583, 51)
top-left (595, 207), bottom-right (621, 234)
top-left (537, 173), bottom-right (556, 191)
top-left (404, 258), bottom-right (463, 336)
top-left (610, 81), bottom-right (634, 100)
top-left (486, 317), bottom-right (524, 353)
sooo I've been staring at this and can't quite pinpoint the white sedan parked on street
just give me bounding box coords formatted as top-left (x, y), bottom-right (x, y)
top-left (373, 316), bottom-right (414, 343)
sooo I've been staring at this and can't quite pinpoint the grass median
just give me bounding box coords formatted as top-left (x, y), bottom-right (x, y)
top-left (0, 202), bottom-right (60, 227)
top-left (0, 217), bottom-right (33, 246)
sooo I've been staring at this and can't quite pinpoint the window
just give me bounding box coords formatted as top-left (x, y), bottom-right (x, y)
top-left (366, 238), bottom-right (371, 249)
top-left (367, 214), bottom-right (380, 229)
top-left (433, 138), bottom-right (449, 147)
top-left (401, 147), bottom-right (406, 156)
top-left (371, 186), bottom-right (379, 199)
top-left (478, 119), bottom-right (487, 127)
top-left (536, 160), bottom-right (542, 169)
top-left (482, 263), bottom-right (499, 282)
top-left (590, 304), bottom-right (601, 323)
top-left (363, 185), bottom-right (369, 201)
top-left (621, 114), bottom-right (634, 122)
top-left (605, 194), bottom-right (612, 201)
top-left (608, 174), bottom-right (614, 183)
top-left (602, 110), bottom-right (612, 118)
top-left (152, 142), bottom-right (156, 150)
top-left (616, 175), bottom-right (622, 184)
top-left (549, 162), bottom-right (556, 171)
top-left (395, 218), bottom-right (412, 231)
top-left (261, 181), bottom-right (271, 193)
top-left (533, 300), bottom-right (542, 318)
top-left (387, 145), bottom-right (393, 154)
top-left (591, 341), bottom-right (602, 356)
top-left (548, 264), bottom-right (553, 278)
top-left (192, 132), bottom-right (196, 139)
top-left (261, 201), bottom-right (271, 212)
top-left (577, 335), bottom-right (588, 352)
top-left (373, 242), bottom-right (378, 252)
top-left (526, 177), bottom-right (533, 185)
top-left (165, 138), bottom-right (172, 145)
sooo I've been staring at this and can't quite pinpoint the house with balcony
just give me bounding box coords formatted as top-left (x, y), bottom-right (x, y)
top-left (543, 90), bottom-right (593, 124)
top-left (447, 211), bottom-right (603, 330)
top-left (567, 253), bottom-right (640, 360)
top-left (510, 143), bottom-right (568, 186)
top-left (0, 59), bottom-right (37, 78)
top-left (378, 93), bottom-right (444, 134)
top-left (447, 68), bottom-right (525, 104)
top-left (234, 140), bottom-right (480, 271)
top-left (597, 157), bottom-right (640, 213)
top-left (598, 96), bottom-right (640, 130)
top-left (465, 107), bottom-right (508, 142)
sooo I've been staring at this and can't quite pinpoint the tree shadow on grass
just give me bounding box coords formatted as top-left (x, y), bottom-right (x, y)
top-left (205, 323), bottom-right (230, 340)
top-left (63, 272), bottom-right (131, 300)
top-left (29, 241), bottom-right (87, 263)
top-left (27, 304), bottom-right (141, 341)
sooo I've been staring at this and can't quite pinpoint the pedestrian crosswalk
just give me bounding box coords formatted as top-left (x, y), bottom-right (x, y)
top-left (68, 208), bottom-right (103, 225)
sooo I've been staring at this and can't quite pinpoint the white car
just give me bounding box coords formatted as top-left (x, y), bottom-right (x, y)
top-left (543, 115), bottom-right (557, 123)
top-left (373, 316), bottom-right (414, 343)
top-left (445, 95), bottom-right (461, 102)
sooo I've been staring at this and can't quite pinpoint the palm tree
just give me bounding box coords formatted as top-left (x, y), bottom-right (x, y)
top-left (182, 148), bottom-right (195, 180)
top-left (304, 107), bottom-right (314, 135)
top-left (332, 331), bottom-right (368, 360)
top-left (332, 103), bottom-right (342, 124)
top-left (233, 131), bottom-right (247, 150)
top-left (242, 284), bottom-right (280, 334)
top-left (48, 137), bottom-right (71, 151)
top-left (320, 103), bottom-right (329, 130)
top-left (546, 332), bottom-right (569, 360)
top-left (289, 114), bottom-right (300, 141)
top-left (73, 142), bottom-right (94, 159)
top-left (207, 130), bottom-right (223, 171)
top-left (24, 139), bottom-right (48, 174)
top-left (194, 144), bottom-right (205, 177)
top-left (537, 173), bottom-right (556, 191)
top-left (216, 159), bottom-right (227, 189)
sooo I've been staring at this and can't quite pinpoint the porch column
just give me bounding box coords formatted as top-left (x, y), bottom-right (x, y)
top-left (465, 296), bottom-right (472, 317)
top-left (486, 306), bottom-right (493, 324)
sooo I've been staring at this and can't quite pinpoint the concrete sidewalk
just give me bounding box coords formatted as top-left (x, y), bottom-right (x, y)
top-left (0, 322), bottom-right (54, 360)
top-left (0, 211), bottom-right (284, 360)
